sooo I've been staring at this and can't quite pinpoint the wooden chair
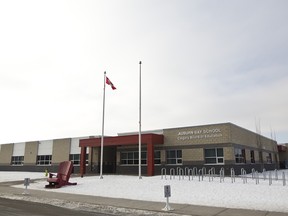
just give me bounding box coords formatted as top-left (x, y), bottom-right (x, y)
top-left (45, 161), bottom-right (77, 188)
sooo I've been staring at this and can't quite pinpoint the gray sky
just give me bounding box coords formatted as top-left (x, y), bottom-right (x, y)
top-left (0, 0), bottom-right (287, 144)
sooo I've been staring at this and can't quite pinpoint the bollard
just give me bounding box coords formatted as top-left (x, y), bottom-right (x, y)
top-left (162, 185), bottom-right (174, 211)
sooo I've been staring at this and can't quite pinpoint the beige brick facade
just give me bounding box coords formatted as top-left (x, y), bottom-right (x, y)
top-left (182, 148), bottom-right (204, 161)
top-left (24, 141), bottom-right (38, 165)
top-left (158, 123), bottom-right (278, 168)
top-left (160, 150), bottom-right (166, 164)
top-left (0, 122), bottom-right (280, 174)
top-left (0, 144), bottom-right (13, 164)
top-left (230, 124), bottom-right (277, 152)
top-left (52, 138), bottom-right (71, 164)
top-left (223, 147), bottom-right (234, 161)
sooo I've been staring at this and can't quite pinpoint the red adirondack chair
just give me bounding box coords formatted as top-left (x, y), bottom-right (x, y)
top-left (45, 161), bottom-right (77, 188)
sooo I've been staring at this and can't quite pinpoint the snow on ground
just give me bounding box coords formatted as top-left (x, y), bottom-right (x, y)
top-left (0, 171), bottom-right (44, 182)
top-left (1, 170), bottom-right (288, 213)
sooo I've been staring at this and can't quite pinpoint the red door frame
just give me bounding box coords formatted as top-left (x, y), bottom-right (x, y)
top-left (79, 134), bottom-right (164, 177)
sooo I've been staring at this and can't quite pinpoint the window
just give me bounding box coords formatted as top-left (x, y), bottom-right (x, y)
top-left (250, 150), bottom-right (255, 163)
top-left (205, 148), bottom-right (224, 164)
top-left (235, 148), bottom-right (246, 164)
top-left (121, 151), bottom-right (147, 165)
top-left (11, 156), bottom-right (24, 165)
top-left (37, 155), bottom-right (52, 165)
top-left (154, 151), bottom-right (161, 165)
top-left (69, 154), bottom-right (89, 166)
top-left (267, 153), bottom-right (272, 164)
top-left (166, 150), bottom-right (182, 165)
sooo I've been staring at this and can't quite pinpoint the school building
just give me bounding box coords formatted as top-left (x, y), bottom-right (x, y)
top-left (0, 122), bottom-right (280, 176)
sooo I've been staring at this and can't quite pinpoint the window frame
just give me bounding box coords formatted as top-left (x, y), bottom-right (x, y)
top-left (154, 150), bottom-right (161, 165)
top-left (267, 153), bottom-right (272, 164)
top-left (36, 155), bottom-right (52, 166)
top-left (166, 150), bottom-right (182, 165)
top-left (11, 156), bottom-right (24, 166)
top-left (235, 148), bottom-right (246, 164)
top-left (120, 151), bottom-right (147, 166)
top-left (250, 150), bottom-right (255, 164)
top-left (69, 154), bottom-right (89, 166)
top-left (204, 148), bottom-right (224, 165)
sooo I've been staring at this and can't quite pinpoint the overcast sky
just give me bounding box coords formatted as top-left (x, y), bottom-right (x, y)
top-left (0, 0), bottom-right (287, 144)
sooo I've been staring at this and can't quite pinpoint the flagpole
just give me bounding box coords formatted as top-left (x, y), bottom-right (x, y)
top-left (139, 61), bottom-right (142, 179)
top-left (100, 71), bottom-right (106, 179)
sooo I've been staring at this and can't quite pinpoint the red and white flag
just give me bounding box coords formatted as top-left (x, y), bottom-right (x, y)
top-left (106, 77), bottom-right (116, 90)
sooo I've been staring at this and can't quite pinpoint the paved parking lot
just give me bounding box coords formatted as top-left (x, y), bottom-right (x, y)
top-left (0, 197), bottom-right (112, 216)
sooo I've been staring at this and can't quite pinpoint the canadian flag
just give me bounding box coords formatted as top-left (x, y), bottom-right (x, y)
top-left (106, 77), bottom-right (116, 90)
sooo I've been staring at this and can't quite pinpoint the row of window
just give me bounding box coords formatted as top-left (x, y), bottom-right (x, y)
top-left (120, 151), bottom-right (162, 165)
top-left (11, 148), bottom-right (274, 166)
top-left (120, 148), bottom-right (273, 165)
top-left (234, 148), bottom-right (273, 164)
top-left (11, 154), bottom-right (88, 166)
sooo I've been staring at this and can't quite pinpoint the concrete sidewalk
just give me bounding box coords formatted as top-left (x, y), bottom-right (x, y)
top-left (0, 181), bottom-right (288, 216)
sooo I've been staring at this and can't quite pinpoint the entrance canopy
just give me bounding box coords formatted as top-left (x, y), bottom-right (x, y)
top-left (79, 133), bottom-right (164, 176)
top-left (80, 133), bottom-right (164, 147)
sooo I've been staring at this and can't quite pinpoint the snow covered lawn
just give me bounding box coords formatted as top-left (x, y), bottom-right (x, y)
top-left (1, 171), bottom-right (288, 213)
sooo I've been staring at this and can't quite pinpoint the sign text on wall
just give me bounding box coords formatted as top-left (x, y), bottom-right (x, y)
top-left (177, 128), bottom-right (223, 140)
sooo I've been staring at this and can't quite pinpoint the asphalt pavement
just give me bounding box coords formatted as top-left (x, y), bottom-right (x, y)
top-left (0, 197), bottom-right (110, 216)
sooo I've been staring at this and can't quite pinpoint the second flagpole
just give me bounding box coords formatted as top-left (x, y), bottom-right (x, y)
top-left (139, 61), bottom-right (142, 179)
top-left (100, 71), bottom-right (106, 179)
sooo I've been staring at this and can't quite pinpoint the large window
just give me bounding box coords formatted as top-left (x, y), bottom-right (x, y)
top-left (235, 148), bottom-right (246, 164)
top-left (204, 148), bottom-right (224, 164)
top-left (11, 156), bottom-right (24, 165)
top-left (69, 154), bottom-right (89, 166)
top-left (37, 155), bottom-right (52, 165)
top-left (120, 151), bottom-right (161, 165)
top-left (121, 151), bottom-right (147, 165)
top-left (154, 151), bottom-right (161, 165)
top-left (250, 150), bottom-right (255, 163)
top-left (166, 150), bottom-right (182, 165)
top-left (267, 153), bottom-right (272, 164)
top-left (12, 143), bottom-right (25, 165)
